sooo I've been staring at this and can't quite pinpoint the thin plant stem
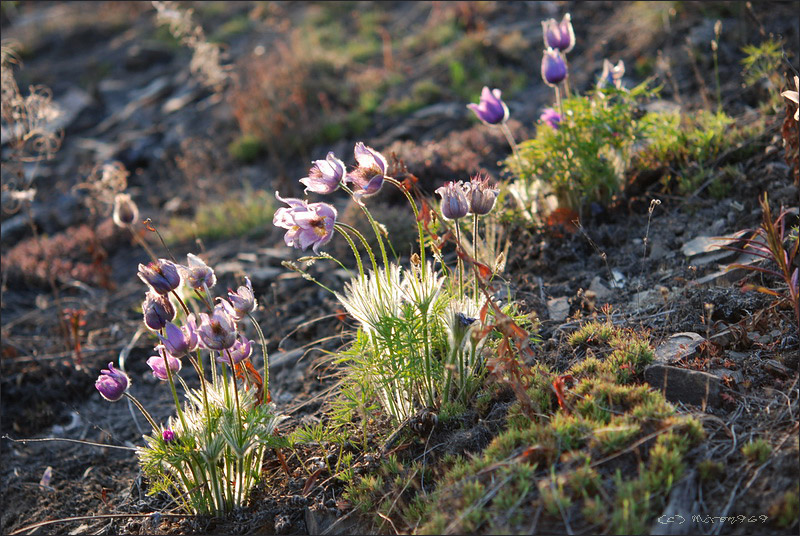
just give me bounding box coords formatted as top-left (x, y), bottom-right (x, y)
top-left (171, 289), bottom-right (191, 317)
top-left (336, 222), bottom-right (380, 280)
top-left (334, 224), bottom-right (365, 281)
top-left (455, 223), bottom-right (464, 298)
top-left (499, 122), bottom-right (523, 173)
top-left (385, 177), bottom-right (427, 279)
top-left (162, 349), bottom-right (188, 433)
top-left (127, 226), bottom-right (159, 263)
top-left (472, 213), bottom-right (479, 302)
top-left (555, 85), bottom-right (564, 118)
top-left (562, 53), bottom-right (572, 97)
top-left (712, 41), bottom-right (722, 114)
top-left (248, 312), bottom-right (270, 404)
top-left (123, 393), bottom-right (159, 432)
top-left (341, 184), bottom-right (389, 276)
top-left (225, 350), bottom-right (244, 431)
top-left (143, 218), bottom-right (177, 264)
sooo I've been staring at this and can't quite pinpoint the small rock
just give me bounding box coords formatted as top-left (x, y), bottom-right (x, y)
top-left (610, 269), bottom-right (626, 288)
top-left (681, 232), bottom-right (746, 258)
top-left (248, 266), bottom-right (283, 286)
top-left (644, 364), bottom-right (721, 407)
top-left (214, 261), bottom-right (247, 277)
top-left (547, 297), bottom-right (569, 322)
top-left (648, 240), bottom-right (669, 260)
top-left (631, 289), bottom-right (663, 309)
top-left (654, 332), bottom-right (705, 364)
top-left (707, 368), bottom-right (744, 386)
top-left (269, 348), bottom-right (305, 373)
top-left (588, 276), bottom-right (613, 300)
top-left (763, 359), bottom-right (791, 378)
top-left (709, 218), bottom-right (726, 235)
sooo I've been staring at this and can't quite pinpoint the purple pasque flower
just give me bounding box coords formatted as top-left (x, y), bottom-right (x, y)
top-left (228, 277), bottom-right (256, 320)
top-left (273, 193), bottom-right (337, 253)
top-left (138, 259), bottom-right (181, 296)
top-left (344, 142), bottom-right (388, 203)
top-left (597, 59), bottom-right (625, 89)
top-left (158, 316), bottom-right (199, 356)
top-left (143, 291), bottom-right (176, 331)
top-left (112, 193), bottom-right (139, 228)
top-left (465, 174), bottom-right (500, 216)
top-left (542, 48), bottom-right (568, 87)
top-left (197, 302), bottom-right (238, 350)
top-left (542, 14), bottom-right (575, 53)
top-left (540, 108), bottom-right (562, 130)
top-left (467, 86), bottom-right (509, 125)
top-left (95, 362), bottom-right (130, 402)
top-left (182, 253), bottom-right (216, 290)
top-left (436, 181), bottom-right (469, 220)
top-left (147, 346), bottom-right (182, 381)
top-left (300, 152), bottom-right (346, 195)
top-left (215, 336), bottom-right (253, 366)
top-left (162, 429), bottom-right (176, 443)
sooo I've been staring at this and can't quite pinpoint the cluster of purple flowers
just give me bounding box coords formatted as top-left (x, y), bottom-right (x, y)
top-left (466, 14), bottom-right (576, 134)
top-left (435, 174), bottom-right (500, 221)
top-left (540, 14), bottom-right (573, 87)
top-left (273, 142), bottom-right (393, 253)
top-left (95, 255), bottom-right (258, 404)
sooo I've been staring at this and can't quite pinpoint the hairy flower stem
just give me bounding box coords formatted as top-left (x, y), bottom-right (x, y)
top-left (342, 184), bottom-right (390, 281)
top-left (386, 178), bottom-right (427, 280)
top-left (472, 214), bottom-right (480, 302)
top-left (334, 224), bottom-right (366, 281)
top-left (562, 53), bottom-right (572, 97)
top-left (225, 349), bottom-right (244, 431)
top-left (248, 313), bottom-right (270, 404)
top-left (128, 226), bottom-right (159, 263)
top-left (123, 393), bottom-right (159, 431)
top-left (499, 122), bottom-right (523, 175)
top-left (555, 85), bottom-right (564, 119)
top-left (455, 224), bottom-right (464, 298)
top-left (163, 349), bottom-right (188, 433)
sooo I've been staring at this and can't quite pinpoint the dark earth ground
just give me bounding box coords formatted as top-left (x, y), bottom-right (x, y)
top-left (1, 1), bottom-right (799, 534)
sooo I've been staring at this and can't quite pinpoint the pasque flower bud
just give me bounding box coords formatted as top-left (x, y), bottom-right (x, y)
top-left (542, 48), bottom-right (568, 87)
top-left (95, 362), bottom-right (130, 401)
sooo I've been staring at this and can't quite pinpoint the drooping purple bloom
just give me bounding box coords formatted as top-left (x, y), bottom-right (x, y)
top-left (197, 302), bottom-right (238, 350)
top-left (597, 59), bottom-right (625, 89)
top-left (542, 48), bottom-right (568, 87)
top-left (540, 108), bottom-right (562, 130)
top-left (228, 277), bottom-right (257, 320)
top-left (542, 14), bottom-right (575, 53)
top-left (344, 142), bottom-right (388, 203)
top-left (436, 181), bottom-right (469, 220)
top-left (138, 259), bottom-right (181, 296)
top-left (182, 253), bottom-right (216, 290)
top-left (273, 193), bottom-right (337, 253)
top-left (300, 152), bottom-right (346, 195)
top-left (95, 362), bottom-right (130, 402)
top-left (215, 336), bottom-right (253, 366)
top-left (465, 174), bottom-right (500, 216)
top-left (143, 291), bottom-right (176, 331)
top-left (162, 429), bottom-right (175, 443)
top-left (147, 346), bottom-right (182, 381)
top-left (467, 86), bottom-right (509, 125)
top-left (112, 193), bottom-right (139, 228)
top-left (158, 316), bottom-right (198, 356)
